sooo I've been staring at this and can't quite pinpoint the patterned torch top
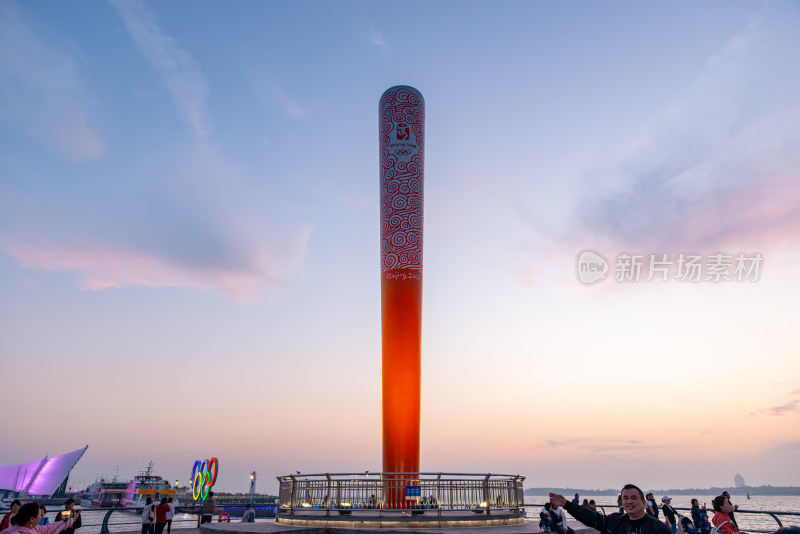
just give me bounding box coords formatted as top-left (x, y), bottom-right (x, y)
top-left (380, 85), bottom-right (425, 274)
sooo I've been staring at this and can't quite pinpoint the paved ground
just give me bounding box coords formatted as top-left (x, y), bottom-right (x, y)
top-left (194, 520), bottom-right (600, 533)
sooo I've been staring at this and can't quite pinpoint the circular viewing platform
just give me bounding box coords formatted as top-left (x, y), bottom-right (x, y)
top-left (275, 472), bottom-right (526, 529)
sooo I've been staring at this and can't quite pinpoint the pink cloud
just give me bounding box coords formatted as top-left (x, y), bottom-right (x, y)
top-left (680, 168), bottom-right (800, 252)
top-left (1, 230), bottom-right (310, 301)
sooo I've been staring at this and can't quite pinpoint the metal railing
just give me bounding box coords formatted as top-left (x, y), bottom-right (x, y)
top-left (276, 472), bottom-right (526, 516)
top-left (1, 504), bottom-right (277, 534)
top-left (524, 503), bottom-right (800, 532)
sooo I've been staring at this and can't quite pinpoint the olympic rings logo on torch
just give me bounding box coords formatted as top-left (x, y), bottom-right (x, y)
top-left (190, 457), bottom-right (218, 501)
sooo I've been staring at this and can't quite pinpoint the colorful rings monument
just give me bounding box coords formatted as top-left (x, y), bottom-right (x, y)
top-left (190, 457), bottom-right (218, 501)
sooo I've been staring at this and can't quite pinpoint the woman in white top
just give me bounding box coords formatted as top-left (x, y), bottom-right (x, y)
top-left (165, 498), bottom-right (175, 534)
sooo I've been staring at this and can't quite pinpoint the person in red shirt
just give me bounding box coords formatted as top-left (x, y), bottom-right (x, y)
top-left (711, 495), bottom-right (739, 534)
top-left (1, 499), bottom-right (22, 530)
top-left (154, 498), bottom-right (170, 534)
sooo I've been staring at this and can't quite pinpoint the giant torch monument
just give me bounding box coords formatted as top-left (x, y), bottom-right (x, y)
top-left (380, 85), bottom-right (425, 479)
top-left (274, 86), bottom-right (525, 530)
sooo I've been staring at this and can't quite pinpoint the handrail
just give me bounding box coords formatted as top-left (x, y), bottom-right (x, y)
top-left (524, 503), bottom-right (800, 532)
top-left (277, 471), bottom-right (525, 479)
top-left (277, 472), bottom-right (527, 516)
top-left (0, 503), bottom-right (278, 534)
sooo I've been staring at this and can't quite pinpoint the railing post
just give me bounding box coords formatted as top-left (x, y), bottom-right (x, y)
top-left (769, 513), bottom-right (784, 528)
top-left (484, 474), bottom-right (490, 516)
top-left (325, 474), bottom-right (331, 517)
top-left (289, 475), bottom-right (296, 516)
top-left (100, 508), bottom-right (114, 534)
top-left (437, 473), bottom-right (442, 517)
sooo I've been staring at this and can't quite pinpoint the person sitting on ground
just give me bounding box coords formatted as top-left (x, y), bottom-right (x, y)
top-left (551, 484), bottom-right (672, 534)
top-left (4, 502), bottom-right (77, 534)
top-left (1, 500), bottom-right (22, 531)
top-left (551, 500), bottom-right (569, 534)
top-left (55, 499), bottom-right (81, 534)
top-left (240, 504), bottom-right (255, 523)
top-left (540, 502), bottom-right (555, 532)
top-left (662, 496), bottom-right (683, 534)
top-left (711, 495), bottom-right (739, 534)
top-left (680, 517), bottom-right (699, 534)
top-left (698, 513), bottom-right (711, 534)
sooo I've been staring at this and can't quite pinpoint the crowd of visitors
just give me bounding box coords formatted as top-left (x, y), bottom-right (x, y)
top-left (546, 487), bottom-right (756, 534)
top-left (0, 501), bottom-right (79, 534)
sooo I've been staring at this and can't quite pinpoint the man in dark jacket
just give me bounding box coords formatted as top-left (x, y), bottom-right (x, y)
top-left (551, 484), bottom-right (672, 534)
top-left (55, 499), bottom-right (82, 534)
top-left (662, 496), bottom-right (682, 534)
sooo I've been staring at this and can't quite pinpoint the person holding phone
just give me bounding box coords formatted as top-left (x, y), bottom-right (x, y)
top-left (54, 500), bottom-right (81, 534)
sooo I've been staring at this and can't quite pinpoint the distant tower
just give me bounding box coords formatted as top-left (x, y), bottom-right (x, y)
top-left (249, 471), bottom-right (257, 497)
top-left (734, 473), bottom-right (745, 488)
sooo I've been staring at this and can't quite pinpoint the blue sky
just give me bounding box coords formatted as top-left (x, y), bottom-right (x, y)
top-left (1, 1), bottom-right (799, 494)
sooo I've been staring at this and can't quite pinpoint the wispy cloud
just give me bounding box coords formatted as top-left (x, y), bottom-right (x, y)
top-left (0, 2), bottom-right (103, 159)
top-left (544, 437), bottom-right (645, 449)
top-left (572, 9), bottom-right (800, 253)
top-left (368, 28), bottom-right (389, 53)
top-left (272, 83), bottom-right (306, 119)
top-left (110, 0), bottom-right (212, 139)
top-left (0, 145), bottom-right (311, 301)
top-left (1, 230), bottom-right (309, 301)
top-left (750, 400), bottom-right (800, 417)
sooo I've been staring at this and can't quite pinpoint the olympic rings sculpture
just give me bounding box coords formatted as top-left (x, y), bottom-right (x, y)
top-left (190, 457), bottom-right (218, 501)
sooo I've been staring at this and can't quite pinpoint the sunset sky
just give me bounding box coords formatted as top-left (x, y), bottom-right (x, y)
top-left (1, 1), bottom-right (798, 495)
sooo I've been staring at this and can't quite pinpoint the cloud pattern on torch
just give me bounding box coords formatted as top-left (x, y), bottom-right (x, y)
top-left (380, 86), bottom-right (425, 272)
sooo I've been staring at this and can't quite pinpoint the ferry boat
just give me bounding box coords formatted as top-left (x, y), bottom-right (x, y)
top-left (86, 478), bottom-right (130, 507)
top-left (123, 462), bottom-right (176, 507)
top-left (83, 463), bottom-right (176, 508)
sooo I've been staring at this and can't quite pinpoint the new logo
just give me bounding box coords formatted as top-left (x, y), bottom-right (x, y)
top-left (576, 250), bottom-right (609, 285)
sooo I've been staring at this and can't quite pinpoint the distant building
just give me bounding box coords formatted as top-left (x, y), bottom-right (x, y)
top-left (734, 473), bottom-right (745, 488)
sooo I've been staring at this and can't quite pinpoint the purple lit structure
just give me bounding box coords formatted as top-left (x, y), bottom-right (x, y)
top-left (0, 446), bottom-right (88, 497)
